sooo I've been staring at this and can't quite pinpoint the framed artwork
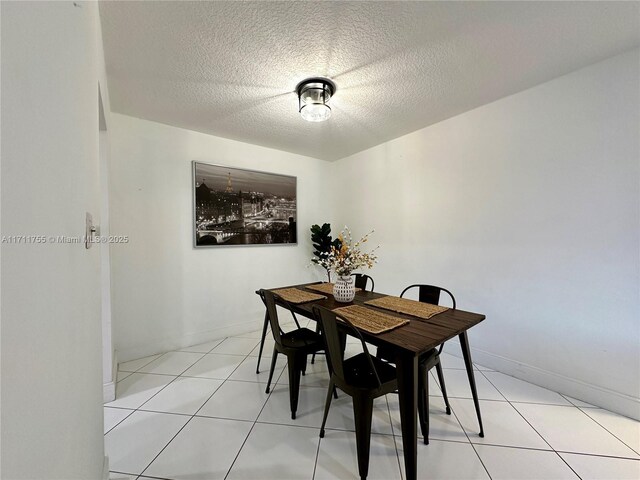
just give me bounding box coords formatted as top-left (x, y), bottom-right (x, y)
top-left (193, 161), bottom-right (297, 247)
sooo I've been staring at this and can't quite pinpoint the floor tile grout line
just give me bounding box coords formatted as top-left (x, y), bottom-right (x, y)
top-left (474, 364), bottom-right (564, 464)
top-left (444, 440), bottom-right (554, 452)
top-left (388, 427), bottom-right (638, 461)
top-left (503, 399), bottom-right (583, 407)
top-left (104, 408), bottom-right (136, 436)
top-left (474, 371), bottom-right (580, 407)
top-left (462, 437), bottom-right (493, 480)
top-left (476, 369), bottom-right (510, 403)
top-left (106, 336), bottom-right (244, 462)
top-left (559, 393), bottom-right (598, 409)
top-left (111, 335), bottom-right (640, 478)
top-left (251, 417), bottom-right (393, 436)
top-left (479, 369), bottom-right (640, 462)
top-left (408, 370), bottom-right (586, 406)
top-left (215, 352), bottom-right (258, 358)
top-left (137, 414), bottom-right (196, 478)
top-left (553, 449), bottom-right (640, 461)
top-left (133, 473), bottom-right (172, 480)
top-left (311, 427), bottom-right (323, 480)
top-left (192, 413), bottom-right (257, 423)
top-left (575, 406), bottom-right (640, 457)
top-left (105, 375), bottom-right (181, 434)
top-left (464, 395), bottom-right (606, 407)
top-left (120, 352), bottom-right (168, 374)
top-left (137, 336), bottom-right (258, 479)
top-left (105, 405), bottom-right (137, 411)
top-left (446, 390), bottom-right (493, 480)
top-left (190, 343), bottom-right (264, 419)
top-left (476, 366), bottom-right (581, 477)
top-left (106, 363), bottom-right (203, 474)
top-left (556, 452), bottom-right (584, 479)
top-left (134, 351), bottom-right (214, 411)
top-left (131, 409), bottom-right (195, 418)
top-left (138, 353), bottom-right (207, 380)
top-left (478, 369), bottom-right (559, 454)
top-left (109, 470), bottom-right (171, 480)
top-left (137, 336), bottom-right (255, 410)
top-left (166, 374), bottom-right (260, 382)
top-left (384, 394), bottom-right (405, 480)
top-left (477, 368), bottom-right (590, 479)
top-left (176, 338), bottom-right (224, 355)
top-left (116, 371), bottom-right (180, 379)
top-left (223, 360), bottom-right (287, 480)
top-left (116, 372), bottom-right (134, 383)
top-left (106, 333), bottom-right (276, 477)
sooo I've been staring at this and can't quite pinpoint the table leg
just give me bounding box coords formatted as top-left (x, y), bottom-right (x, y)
top-left (396, 352), bottom-right (418, 480)
top-left (255, 310), bottom-right (270, 374)
top-left (458, 331), bottom-right (484, 437)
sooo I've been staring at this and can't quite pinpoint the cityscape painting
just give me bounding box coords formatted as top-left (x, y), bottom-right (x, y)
top-left (193, 162), bottom-right (297, 247)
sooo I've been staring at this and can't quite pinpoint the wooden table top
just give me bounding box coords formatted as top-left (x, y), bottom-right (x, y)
top-left (263, 282), bottom-right (486, 356)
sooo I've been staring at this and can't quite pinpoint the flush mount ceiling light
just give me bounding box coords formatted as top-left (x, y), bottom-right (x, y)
top-left (296, 77), bottom-right (336, 122)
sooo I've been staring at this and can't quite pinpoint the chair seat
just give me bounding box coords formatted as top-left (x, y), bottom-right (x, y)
top-left (280, 327), bottom-right (323, 351)
top-left (343, 353), bottom-right (397, 389)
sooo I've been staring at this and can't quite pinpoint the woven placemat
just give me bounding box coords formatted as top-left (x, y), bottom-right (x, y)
top-left (333, 305), bottom-right (409, 335)
top-left (306, 283), bottom-right (362, 295)
top-left (365, 296), bottom-right (448, 320)
top-left (272, 288), bottom-right (326, 304)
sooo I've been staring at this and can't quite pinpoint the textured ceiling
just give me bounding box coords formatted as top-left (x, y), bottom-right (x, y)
top-left (100, 1), bottom-right (640, 161)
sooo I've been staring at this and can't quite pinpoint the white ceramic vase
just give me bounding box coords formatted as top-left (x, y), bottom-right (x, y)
top-left (333, 275), bottom-right (356, 302)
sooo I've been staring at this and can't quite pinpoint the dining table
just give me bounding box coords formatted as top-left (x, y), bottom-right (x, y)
top-left (255, 282), bottom-right (486, 480)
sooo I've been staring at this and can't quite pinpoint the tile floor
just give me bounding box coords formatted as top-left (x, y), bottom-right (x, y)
top-left (106, 323), bottom-right (640, 480)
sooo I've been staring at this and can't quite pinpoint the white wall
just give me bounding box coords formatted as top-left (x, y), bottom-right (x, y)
top-left (330, 50), bottom-right (640, 419)
top-left (97, 18), bottom-right (116, 404)
top-left (1, 2), bottom-right (106, 478)
top-left (100, 125), bottom-right (116, 403)
top-left (109, 114), bottom-right (330, 361)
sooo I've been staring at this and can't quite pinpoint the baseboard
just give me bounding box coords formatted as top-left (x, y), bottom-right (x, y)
top-left (116, 319), bottom-right (262, 363)
top-left (442, 341), bottom-right (640, 421)
top-left (103, 350), bottom-right (117, 403)
top-left (102, 456), bottom-right (109, 480)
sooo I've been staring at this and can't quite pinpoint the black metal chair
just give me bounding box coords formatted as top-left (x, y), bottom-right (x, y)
top-left (352, 273), bottom-right (375, 292)
top-left (259, 289), bottom-right (325, 420)
top-left (314, 306), bottom-right (404, 480)
top-left (378, 284), bottom-right (455, 445)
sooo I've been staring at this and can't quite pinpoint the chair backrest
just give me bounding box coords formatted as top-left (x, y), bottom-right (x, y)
top-left (400, 284), bottom-right (456, 309)
top-left (313, 306), bottom-right (381, 388)
top-left (352, 273), bottom-right (375, 292)
top-left (258, 289), bottom-right (295, 348)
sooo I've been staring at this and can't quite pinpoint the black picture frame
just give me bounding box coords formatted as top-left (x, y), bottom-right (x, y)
top-left (193, 161), bottom-right (297, 247)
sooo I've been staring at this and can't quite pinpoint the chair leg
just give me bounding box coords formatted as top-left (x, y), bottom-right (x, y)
top-left (265, 348), bottom-right (278, 394)
top-left (311, 323), bottom-right (321, 364)
top-left (255, 310), bottom-right (270, 374)
top-left (319, 378), bottom-right (335, 438)
top-left (417, 366), bottom-right (429, 445)
top-left (302, 354), bottom-right (307, 376)
top-left (459, 331), bottom-right (484, 437)
top-left (288, 353), bottom-right (303, 420)
top-left (323, 349), bottom-right (338, 399)
top-left (435, 360), bottom-right (452, 415)
top-left (353, 394), bottom-right (374, 480)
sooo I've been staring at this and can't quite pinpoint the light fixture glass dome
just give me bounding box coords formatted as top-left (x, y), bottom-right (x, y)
top-left (297, 78), bottom-right (336, 123)
top-left (301, 103), bottom-right (332, 122)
